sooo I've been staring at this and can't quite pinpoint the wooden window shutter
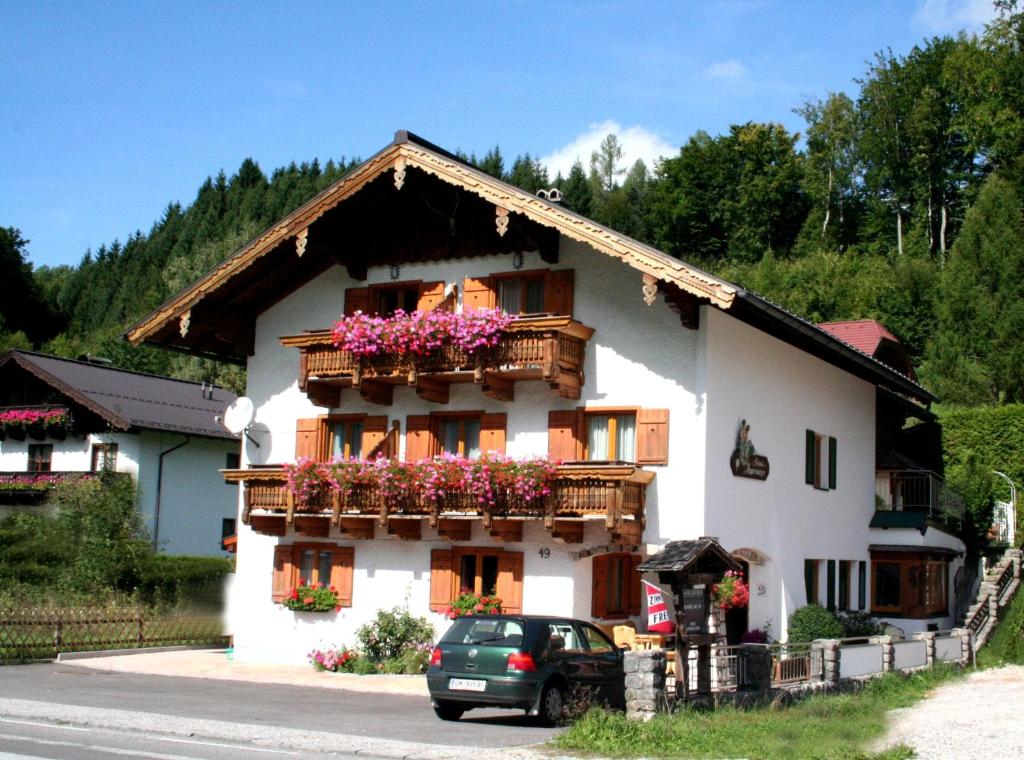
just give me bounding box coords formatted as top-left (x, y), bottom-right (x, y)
top-left (858, 561), bottom-right (867, 610)
top-left (272, 545), bottom-right (295, 602)
top-left (417, 281), bottom-right (446, 311)
top-left (497, 551), bottom-right (524, 614)
top-left (429, 549), bottom-right (453, 612)
top-left (828, 437), bottom-right (837, 489)
top-left (462, 277), bottom-right (496, 311)
top-left (591, 554), bottom-right (609, 619)
top-left (295, 418), bottom-right (321, 460)
top-left (636, 409), bottom-right (670, 465)
top-left (405, 415), bottom-right (433, 462)
top-left (838, 560), bottom-right (849, 610)
top-left (480, 413), bottom-right (507, 454)
top-left (548, 410), bottom-right (581, 461)
top-left (628, 555), bottom-right (642, 616)
top-left (804, 559), bottom-right (816, 605)
top-left (805, 430), bottom-right (816, 485)
top-left (543, 269), bottom-right (575, 316)
top-left (826, 559), bottom-right (836, 611)
top-left (361, 416), bottom-right (388, 458)
top-left (344, 287), bottom-right (371, 316)
top-left (330, 546), bottom-right (355, 608)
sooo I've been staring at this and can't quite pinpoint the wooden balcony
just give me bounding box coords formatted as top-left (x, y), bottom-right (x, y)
top-left (279, 315), bottom-right (595, 406)
top-left (223, 461), bottom-right (652, 545)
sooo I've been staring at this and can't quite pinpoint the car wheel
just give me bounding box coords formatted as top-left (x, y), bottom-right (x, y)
top-left (538, 682), bottom-right (564, 726)
top-left (433, 700), bottom-right (465, 721)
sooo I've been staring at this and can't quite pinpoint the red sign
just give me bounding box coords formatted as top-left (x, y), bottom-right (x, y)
top-left (643, 580), bottom-right (675, 633)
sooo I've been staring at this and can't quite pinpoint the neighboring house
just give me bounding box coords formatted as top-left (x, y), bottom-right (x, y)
top-left (0, 350), bottom-right (240, 556)
top-left (126, 131), bottom-right (967, 664)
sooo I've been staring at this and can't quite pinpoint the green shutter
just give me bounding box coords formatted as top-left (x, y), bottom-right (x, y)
top-left (828, 437), bottom-right (837, 489)
top-left (858, 561), bottom-right (867, 610)
top-left (804, 559), bottom-right (816, 604)
top-left (826, 560), bottom-right (836, 611)
top-left (805, 430), bottom-right (816, 485)
top-left (838, 561), bottom-right (849, 610)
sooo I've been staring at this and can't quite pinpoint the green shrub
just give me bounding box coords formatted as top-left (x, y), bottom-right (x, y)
top-left (351, 655), bottom-right (379, 675)
top-left (836, 610), bottom-right (884, 637)
top-left (356, 606), bottom-right (435, 662)
top-left (137, 554), bottom-right (233, 609)
top-left (788, 604), bottom-right (844, 642)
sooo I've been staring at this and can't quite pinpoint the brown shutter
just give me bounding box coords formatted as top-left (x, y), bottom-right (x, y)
top-left (429, 549), bottom-right (453, 612)
top-left (591, 554), bottom-right (609, 619)
top-left (361, 416), bottom-right (388, 458)
top-left (636, 409), bottom-right (669, 465)
top-left (417, 281), bottom-right (446, 311)
top-left (548, 410), bottom-right (581, 462)
top-left (497, 551), bottom-right (524, 614)
top-left (330, 546), bottom-right (355, 608)
top-left (344, 287), bottom-right (371, 316)
top-left (544, 269), bottom-right (575, 316)
top-left (405, 415), bottom-right (433, 462)
top-left (480, 413), bottom-right (507, 454)
top-left (295, 418), bottom-right (321, 461)
top-left (463, 277), bottom-right (496, 311)
top-left (272, 544), bottom-right (295, 602)
top-left (627, 555), bottom-right (642, 616)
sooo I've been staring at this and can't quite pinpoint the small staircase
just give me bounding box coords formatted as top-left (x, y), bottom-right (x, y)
top-left (961, 547), bottom-right (1022, 651)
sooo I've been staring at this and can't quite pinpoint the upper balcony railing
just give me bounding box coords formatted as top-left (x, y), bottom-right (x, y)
top-left (280, 315), bottom-right (595, 406)
top-left (875, 469), bottom-right (965, 531)
top-left (224, 461), bottom-right (652, 543)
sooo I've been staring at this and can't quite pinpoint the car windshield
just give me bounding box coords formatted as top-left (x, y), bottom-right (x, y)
top-left (441, 617), bottom-right (527, 646)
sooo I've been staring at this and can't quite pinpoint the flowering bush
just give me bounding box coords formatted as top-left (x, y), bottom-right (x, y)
top-left (281, 580), bottom-right (341, 612)
top-left (444, 588), bottom-right (502, 619)
top-left (712, 570), bottom-right (750, 610)
top-left (331, 308), bottom-right (512, 359)
top-left (356, 606), bottom-right (435, 661)
top-left (309, 646), bottom-right (361, 672)
top-left (0, 407), bottom-right (71, 430)
top-left (0, 473), bottom-right (93, 491)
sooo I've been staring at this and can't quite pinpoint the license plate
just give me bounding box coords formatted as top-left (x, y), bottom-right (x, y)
top-left (449, 678), bottom-right (486, 692)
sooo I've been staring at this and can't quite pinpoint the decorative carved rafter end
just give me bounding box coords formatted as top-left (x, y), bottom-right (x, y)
top-left (179, 310), bottom-right (191, 338)
top-left (393, 158), bottom-right (407, 190)
top-left (495, 206), bottom-right (510, 237)
top-left (295, 228), bottom-right (308, 257)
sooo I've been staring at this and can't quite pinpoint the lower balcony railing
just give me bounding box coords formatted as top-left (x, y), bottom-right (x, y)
top-left (875, 470), bottom-right (965, 531)
top-left (0, 471), bottom-right (95, 500)
top-left (223, 461), bottom-right (653, 543)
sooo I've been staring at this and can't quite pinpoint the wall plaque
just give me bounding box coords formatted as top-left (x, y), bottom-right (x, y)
top-left (730, 419), bottom-right (769, 480)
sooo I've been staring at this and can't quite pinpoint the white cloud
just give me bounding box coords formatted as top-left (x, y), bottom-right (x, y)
top-left (703, 59), bottom-right (747, 80)
top-left (913, 0), bottom-right (996, 34)
top-left (539, 120), bottom-right (676, 180)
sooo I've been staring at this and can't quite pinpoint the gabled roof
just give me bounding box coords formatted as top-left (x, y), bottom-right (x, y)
top-left (0, 351), bottom-right (238, 440)
top-left (817, 320), bottom-right (901, 356)
top-left (124, 130), bottom-right (936, 405)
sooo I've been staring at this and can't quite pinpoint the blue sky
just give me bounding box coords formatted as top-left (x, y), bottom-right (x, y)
top-left (1, 0), bottom-right (996, 268)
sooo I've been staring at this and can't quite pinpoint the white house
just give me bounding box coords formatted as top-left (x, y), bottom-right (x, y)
top-left (0, 350), bottom-right (240, 556)
top-left (127, 131), bottom-right (966, 663)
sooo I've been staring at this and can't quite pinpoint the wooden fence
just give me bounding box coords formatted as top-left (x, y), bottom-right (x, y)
top-left (0, 606), bottom-right (226, 663)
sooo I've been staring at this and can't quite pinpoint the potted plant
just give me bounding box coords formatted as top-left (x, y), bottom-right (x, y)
top-left (443, 588), bottom-right (502, 619)
top-left (712, 570), bottom-right (750, 610)
top-left (281, 580), bottom-right (342, 612)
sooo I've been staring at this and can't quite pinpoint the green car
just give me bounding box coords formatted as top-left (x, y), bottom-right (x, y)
top-left (427, 614), bottom-right (626, 724)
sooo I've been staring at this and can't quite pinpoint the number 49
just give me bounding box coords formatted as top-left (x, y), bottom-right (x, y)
top-left (538, 548), bottom-right (550, 559)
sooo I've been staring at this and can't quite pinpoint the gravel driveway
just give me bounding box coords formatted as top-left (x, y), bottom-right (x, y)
top-left (874, 665), bottom-right (1024, 759)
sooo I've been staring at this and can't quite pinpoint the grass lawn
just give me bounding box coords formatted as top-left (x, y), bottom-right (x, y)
top-left (976, 578), bottom-right (1024, 667)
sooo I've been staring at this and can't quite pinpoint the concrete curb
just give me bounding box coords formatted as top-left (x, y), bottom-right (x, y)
top-left (57, 644), bottom-right (222, 661)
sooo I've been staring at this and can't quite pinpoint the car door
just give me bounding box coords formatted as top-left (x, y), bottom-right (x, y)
top-left (579, 623), bottom-right (625, 708)
top-left (542, 621), bottom-right (595, 685)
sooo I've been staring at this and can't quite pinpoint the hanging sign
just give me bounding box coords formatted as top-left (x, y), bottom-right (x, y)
top-left (643, 580), bottom-right (675, 633)
top-left (730, 419), bottom-right (770, 480)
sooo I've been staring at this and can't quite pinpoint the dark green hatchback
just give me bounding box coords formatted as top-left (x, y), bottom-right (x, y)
top-left (427, 615), bottom-right (625, 724)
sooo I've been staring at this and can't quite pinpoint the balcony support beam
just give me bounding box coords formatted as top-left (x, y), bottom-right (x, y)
top-left (437, 518), bottom-right (471, 542)
top-left (387, 519), bottom-right (422, 540)
top-left (411, 375), bottom-right (450, 404)
top-left (490, 519), bottom-right (523, 542)
top-left (551, 520), bottom-right (584, 543)
top-left (359, 379), bottom-right (394, 406)
top-left (481, 372), bottom-right (515, 402)
top-left (339, 518), bottom-right (375, 540)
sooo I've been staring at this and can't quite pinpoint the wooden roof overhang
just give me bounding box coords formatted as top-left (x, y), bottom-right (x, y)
top-left (125, 131), bottom-right (737, 364)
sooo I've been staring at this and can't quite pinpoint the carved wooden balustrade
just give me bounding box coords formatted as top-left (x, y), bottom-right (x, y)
top-left (279, 315), bottom-right (595, 406)
top-left (223, 461), bottom-right (652, 544)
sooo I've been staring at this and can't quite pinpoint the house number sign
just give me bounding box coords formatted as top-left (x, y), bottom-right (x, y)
top-left (730, 419), bottom-right (770, 480)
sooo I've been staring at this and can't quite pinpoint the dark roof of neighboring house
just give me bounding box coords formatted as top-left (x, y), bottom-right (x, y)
top-left (0, 350), bottom-right (238, 440)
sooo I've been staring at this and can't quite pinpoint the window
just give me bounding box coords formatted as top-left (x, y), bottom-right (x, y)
top-left (405, 412), bottom-right (506, 462)
top-left (430, 548), bottom-right (523, 614)
top-left (804, 559), bottom-right (820, 605)
top-left (271, 543), bottom-right (354, 606)
top-left (581, 623), bottom-right (616, 654)
top-left (591, 553), bottom-right (641, 619)
top-left (586, 413), bottom-right (636, 462)
top-left (343, 281), bottom-right (446, 317)
top-left (91, 443), bottom-right (118, 472)
top-left (373, 284), bottom-right (420, 317)
top-left (494, 272), bottom-right (546, 315)
top-left (805, 430), bottom-right (837, 490)
top-left (438, 415), bottom-right (481, 458)
top-left (870, 550), bottom-right (951, 618)
top-left (28, 444), bottom-right (52, 473)
top-left (220, 518), bottom-right (236, 551)
top-left (225, 452), bottom-right (240, 470)
top-left (328, 418), bottom-right (363, 460)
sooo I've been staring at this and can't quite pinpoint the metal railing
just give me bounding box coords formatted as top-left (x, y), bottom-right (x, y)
top-left (875, 470), bottom-right (965, 530)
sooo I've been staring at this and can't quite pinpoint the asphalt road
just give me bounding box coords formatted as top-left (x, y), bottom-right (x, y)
top-left (0, 663), bottom-right (560, 759)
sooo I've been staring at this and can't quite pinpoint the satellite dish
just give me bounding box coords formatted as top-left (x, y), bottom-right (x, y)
top-left (223, 397), bottom-right (255, 435)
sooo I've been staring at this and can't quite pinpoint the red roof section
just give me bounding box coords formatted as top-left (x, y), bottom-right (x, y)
top-left (817, 320), bottom-right (901, 357)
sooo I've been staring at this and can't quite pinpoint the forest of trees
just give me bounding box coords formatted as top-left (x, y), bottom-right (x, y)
top-left (4, 3), bottom-right (1024, 410)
